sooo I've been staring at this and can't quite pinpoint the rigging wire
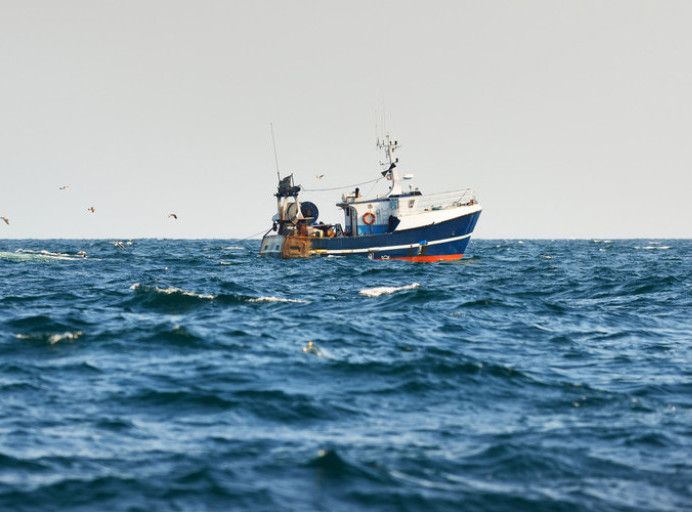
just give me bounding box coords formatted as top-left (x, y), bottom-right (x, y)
top-left (301, 176), bottom-right (384, 192)
top-left (238, 228), bottom-right (271, 241)
top-left (270, 123), bottom-right (281, 182)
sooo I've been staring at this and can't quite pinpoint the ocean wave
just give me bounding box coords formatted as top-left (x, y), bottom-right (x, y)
top-left (125, 283), bottom-right (215, 313)
top-left (359, 282), bottom-right (421, 297)
top-left (47, 331), bottom-right (84, 345)
top-left (1, 238), bottom-right (690, 512)
top-left (0, 249), bottom-right (86, 262)
top-left (127, 285), bottom-right (308, 308)
top-left (301, 341), bottom-right (333, 358)
top-left (141, 323), bottom-right (209, 347)
top-left (306, 448), bottom-right (389, 482)
top-left (206, 245), bottom-right (247, 251)
top-left (248, 296), bottom-right (309, 304)
top-left (129, 283), bottom-right (215, 300)
top-left (122, 388), bottom-right (235, 412)
top-left (15, 331), bottom-right (84, 345)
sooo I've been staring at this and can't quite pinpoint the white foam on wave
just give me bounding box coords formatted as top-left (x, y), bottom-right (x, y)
top-left (634, 245), bottom-right (672, 250)
top-left (359, 282), bottom-right (420, 297)
top-left (1, 250), bottom-right (84, 261)
top-left (249, 296), bottom-right (309, 304)
top-left (17, 331), bottom-right (84, 344)
top-left (301, 341), bottom-right (332, 358)
top-left (129, 283), bottom-right (215, 300)
top-left (48, 331), bottom-right (84, 345)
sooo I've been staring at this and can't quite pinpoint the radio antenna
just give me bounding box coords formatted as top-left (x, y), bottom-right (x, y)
top-left (270, 123), bottom-right (281, 182)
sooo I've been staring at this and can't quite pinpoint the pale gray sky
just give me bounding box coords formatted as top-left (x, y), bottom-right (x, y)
top-left (1, 0), bottom-right (690, 239)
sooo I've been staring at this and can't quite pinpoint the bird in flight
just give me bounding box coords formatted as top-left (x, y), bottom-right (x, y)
top-left (114, 241), bottom-right (126, 251)
top-left (315, 173), bottom-right (325, 179)
top-left (87, 206), bottom-right (95, 213)
top-left (1, 216), bottom-right (9, 225)
top-left (59, 185), bottom-right (69, 190)
top-left (168, 213), bottom-right (178, 219)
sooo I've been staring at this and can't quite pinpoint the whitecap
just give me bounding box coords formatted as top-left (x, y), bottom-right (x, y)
top-left (48, 331), bottom-right (83, 345)
top-left (129, 283), bottom-right (215, 300)
top-left (635, 246), bottom-right (672, 250)
top-left (5, 250), bottom-right (82, 261)
top-left (158, 287), bottom-right (215, 300)
top-left (359, 282), bottom-right (420, 297)
top-left (302, 342), bottom-right (333, 359)
top-left (249, 296), bottom-right (309, 304)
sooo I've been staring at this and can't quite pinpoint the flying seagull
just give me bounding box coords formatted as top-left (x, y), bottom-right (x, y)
top-left (1, 216), bottom-right (9, 225)
top-left (87, 206), bottom-right (95, 213)
top-left (59, 185), bottom-right (69, 190)
top-left (168, 213), bottom-right (177, 219)
top-left (114, 241), bottom-right (126, 251)
top-left (315, 173), bottom-right (325, 179)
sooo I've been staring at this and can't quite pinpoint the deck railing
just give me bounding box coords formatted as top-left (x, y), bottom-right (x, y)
top-left (398, 188), bottom-right (476, 216)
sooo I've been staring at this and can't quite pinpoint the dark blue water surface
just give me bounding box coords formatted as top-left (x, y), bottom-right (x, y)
top-left (1, 239), bottom-right (690, 512)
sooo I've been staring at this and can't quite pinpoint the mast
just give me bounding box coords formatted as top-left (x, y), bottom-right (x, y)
top-left (269, 124), bottom-right (302, 223)
top-left (377, 134), bottom-right (403, 196)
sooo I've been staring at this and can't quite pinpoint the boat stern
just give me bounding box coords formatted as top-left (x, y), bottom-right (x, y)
top-left (259, 233), bottom-right (285, 257)
top-left (260, 233), bottom-right (316, 258)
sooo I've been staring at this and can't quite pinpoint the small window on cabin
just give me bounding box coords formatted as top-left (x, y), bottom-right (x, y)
top-left (408, 200), bottom-right (415, 208)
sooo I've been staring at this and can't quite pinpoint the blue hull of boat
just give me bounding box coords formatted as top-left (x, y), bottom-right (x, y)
top-left (311, 209), bottom-right (481, 260)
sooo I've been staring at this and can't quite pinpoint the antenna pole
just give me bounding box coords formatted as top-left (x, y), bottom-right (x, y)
top-left (270, 123), bottom-right (280, 181)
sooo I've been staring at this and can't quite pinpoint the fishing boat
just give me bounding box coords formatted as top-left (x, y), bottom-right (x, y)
top-left (259, 134), bottom-right (481, 261)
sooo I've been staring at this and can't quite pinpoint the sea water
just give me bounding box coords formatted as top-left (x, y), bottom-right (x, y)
top-left (1, 239), bottom-right (690, 512)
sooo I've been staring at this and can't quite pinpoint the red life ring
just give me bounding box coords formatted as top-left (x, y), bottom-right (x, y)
top-left (363, 212), bottom-right (376, 225)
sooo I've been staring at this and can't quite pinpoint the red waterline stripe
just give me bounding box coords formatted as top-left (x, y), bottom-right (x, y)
top-left (383, 253), bottom-right (464, 262)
